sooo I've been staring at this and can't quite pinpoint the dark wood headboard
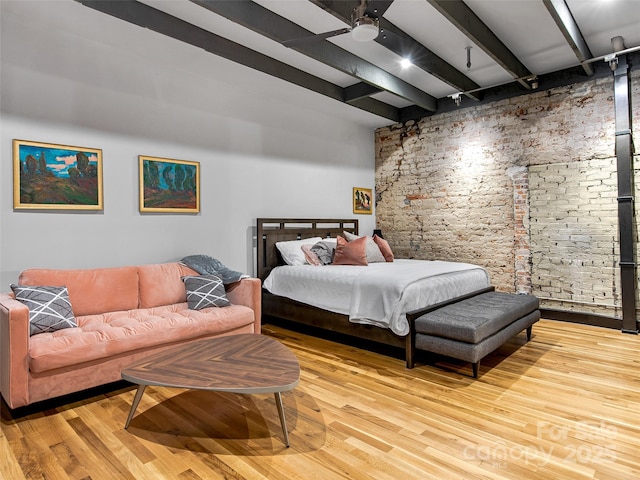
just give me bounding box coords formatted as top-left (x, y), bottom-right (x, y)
top-left (256, 218), bottom-right (358, 281)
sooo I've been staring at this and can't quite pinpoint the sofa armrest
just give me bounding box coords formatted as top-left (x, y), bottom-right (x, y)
top-left (225, 278), bottom-right (262, 333)
top-left (0, 293), bottom-right (31, 409)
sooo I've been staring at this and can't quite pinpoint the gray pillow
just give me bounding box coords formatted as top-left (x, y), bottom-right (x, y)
top-left (10, 284), bottom-right (77, 336)
top-left (182, 274), bottom-right (230, 309)
top-left (343, 231), bottom-right (386, 263)
top-left (310, 241), bottom-right (336, 265)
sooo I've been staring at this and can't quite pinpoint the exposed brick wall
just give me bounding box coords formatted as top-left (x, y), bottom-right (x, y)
top-left (375, 70), bottom-right (639, 318)
top-left (530, 160), bottom-right (619, 315)
top-left (508, 166), bottom-right (531, 294)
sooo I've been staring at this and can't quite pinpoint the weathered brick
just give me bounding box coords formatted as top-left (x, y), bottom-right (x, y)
top-left (375, 69), bottom-right (639, 318)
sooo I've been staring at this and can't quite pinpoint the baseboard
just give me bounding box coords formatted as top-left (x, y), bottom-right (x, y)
top-left (540, 308), bottom-right (639, 333)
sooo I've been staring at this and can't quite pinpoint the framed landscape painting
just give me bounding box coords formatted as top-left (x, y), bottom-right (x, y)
top-left (13, 139), bottom-right (103, 210)
top-left (139, 155), bottom-right (200, 213)
top-left (353, 187), bottom-right (373, 214)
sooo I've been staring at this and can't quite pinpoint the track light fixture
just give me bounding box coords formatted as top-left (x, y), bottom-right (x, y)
top-left (605, 53), bottom-right (618, 71)
top-left (450, 93), bottom-right (462, 106)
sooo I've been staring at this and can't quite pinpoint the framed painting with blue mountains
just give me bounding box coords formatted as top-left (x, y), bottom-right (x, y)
top-left (139, 155), bottom-right (200, 213)
top-left (13, 139), bottom-right (103, 210)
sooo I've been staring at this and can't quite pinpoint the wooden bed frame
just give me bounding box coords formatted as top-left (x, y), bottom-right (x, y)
top-left (256, 218), bottom-right (408, 351)
top-left (256, 218), bottom-right (499, 369)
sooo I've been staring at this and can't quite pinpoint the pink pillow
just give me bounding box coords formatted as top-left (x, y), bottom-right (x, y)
top-left (333, 236), bottom-right (368, 266)
top-left (373, 234), bottom-right (394, 262)
top-left (301, 244), bottom-right (322, 266)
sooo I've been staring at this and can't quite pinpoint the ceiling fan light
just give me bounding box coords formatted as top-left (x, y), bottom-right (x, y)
top-left (351, 17), bottom-right (379, 42)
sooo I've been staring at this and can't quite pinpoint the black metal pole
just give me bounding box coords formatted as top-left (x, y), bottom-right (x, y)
top-left (613, 51), bottom-right (638, 334)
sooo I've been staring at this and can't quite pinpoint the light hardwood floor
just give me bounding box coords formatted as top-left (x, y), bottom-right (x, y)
top-left (2, 319), bottom-right (639, 479)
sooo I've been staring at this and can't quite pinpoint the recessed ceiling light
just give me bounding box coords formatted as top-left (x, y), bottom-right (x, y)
top-left (400, 58), bottom-right (412, 69)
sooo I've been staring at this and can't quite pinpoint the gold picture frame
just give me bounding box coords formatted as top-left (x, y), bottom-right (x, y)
top-left (353, 187), bottom-right (373, 214)
top-left (139, 155), bottom-right (200, 213)
top-left (13, 139), bottom-right (103, 210)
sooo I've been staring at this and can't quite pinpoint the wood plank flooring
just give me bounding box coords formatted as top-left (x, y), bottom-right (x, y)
top-left (2, 319), bottom-right (639, 479)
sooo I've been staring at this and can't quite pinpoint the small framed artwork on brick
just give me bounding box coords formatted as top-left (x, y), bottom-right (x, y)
top-left (353, 187), bottom-right (372, 214)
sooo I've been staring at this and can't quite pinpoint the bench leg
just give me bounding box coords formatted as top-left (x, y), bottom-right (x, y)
top-left (526, 325), bottom-right (533, 341)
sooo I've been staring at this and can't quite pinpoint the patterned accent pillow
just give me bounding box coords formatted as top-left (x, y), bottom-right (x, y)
top-left (343, 231), bottom-right (386, 263)
top-left (182, 274), bottom-right (230, 309)
top-left (10, 284), bottom-right (77, 336)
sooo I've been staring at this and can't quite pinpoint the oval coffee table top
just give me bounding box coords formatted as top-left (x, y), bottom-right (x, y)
top-left (121, 334), bottom-right (300, 394)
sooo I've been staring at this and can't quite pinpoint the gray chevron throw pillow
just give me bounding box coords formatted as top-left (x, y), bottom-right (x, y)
top-left (182, 274), bottom-right (230, 310)
top-left (11, 284), bottom-right (78, 336)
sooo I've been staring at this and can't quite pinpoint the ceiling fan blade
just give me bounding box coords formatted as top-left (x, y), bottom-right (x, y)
top-left (282, 27), bottom-right (351, 47)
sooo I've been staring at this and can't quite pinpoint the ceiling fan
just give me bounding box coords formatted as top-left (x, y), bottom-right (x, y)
top-left (282, 0), bottom-right (380, 47)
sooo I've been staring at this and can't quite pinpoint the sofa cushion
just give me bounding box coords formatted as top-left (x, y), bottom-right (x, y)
top-left (28, 303), bottom-right (256, 373)
top-left (10, 285), bottom-right (77, 336)
top-left (138, 263), bottom-right (198, 308)
top-left (182, 274), bottom-right (230, 309)
top-left (18, 266), bottom-right (139, 316)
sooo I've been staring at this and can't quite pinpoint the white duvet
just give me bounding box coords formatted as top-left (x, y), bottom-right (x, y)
top-left (262, 259), bottom-right (490, 336)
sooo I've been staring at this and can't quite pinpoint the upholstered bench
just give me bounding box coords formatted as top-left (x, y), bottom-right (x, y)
top-left (406, 288), bottom-right (540, 377)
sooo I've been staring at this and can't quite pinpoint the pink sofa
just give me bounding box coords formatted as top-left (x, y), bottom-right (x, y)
top-left (0, 262), bottom-right (261, 409)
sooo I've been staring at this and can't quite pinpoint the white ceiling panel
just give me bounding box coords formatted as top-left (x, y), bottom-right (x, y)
top-left (4, 0), bottom-right (640, 126)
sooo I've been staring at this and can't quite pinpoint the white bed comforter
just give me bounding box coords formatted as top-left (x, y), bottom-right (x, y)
top-left (262, 259), bottom-right (490, 336)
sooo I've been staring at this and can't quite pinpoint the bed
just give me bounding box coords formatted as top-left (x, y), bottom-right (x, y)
top-left (256, 218), bottom-right (492, 361)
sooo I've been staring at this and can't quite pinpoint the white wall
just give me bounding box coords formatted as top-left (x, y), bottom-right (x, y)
top-left (0, 1), bottom-right (381, 287)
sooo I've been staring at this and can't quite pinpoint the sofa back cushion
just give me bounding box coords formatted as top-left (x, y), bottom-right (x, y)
top-left (18, 266), bottom-right (139, 316)
top-left (138, 262), bottom-right (198, 308)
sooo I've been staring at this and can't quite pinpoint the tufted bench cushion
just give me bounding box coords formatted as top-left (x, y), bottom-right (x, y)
top-left (407, 290), bottom-right (540, 377)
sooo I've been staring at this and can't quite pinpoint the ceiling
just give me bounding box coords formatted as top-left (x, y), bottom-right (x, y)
top-left (3, 0), bottom-right (639, 131)
top-left (69, 0), bottom-right (640, 125)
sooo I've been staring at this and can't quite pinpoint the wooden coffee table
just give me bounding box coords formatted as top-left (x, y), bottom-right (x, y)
top-left (121, 334), bottom-right (300, 447)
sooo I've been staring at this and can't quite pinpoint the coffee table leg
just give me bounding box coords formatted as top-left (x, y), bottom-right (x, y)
top-left (125, 385), bottom-right (147, 429)
top-left (274, 392), bottom-right (290, 447)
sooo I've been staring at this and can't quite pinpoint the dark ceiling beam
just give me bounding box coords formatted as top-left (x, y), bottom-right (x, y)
top-left (311, 0), bottom-right (395, 19)
top-left (74, 0), bottom-right (401, 122)
top-left (377, 22), bottom-right (483, 100)
top-left (426, 0), bottom-right (533, 89)
top-left (343, 84), bottom-right (432, 122)
top-left (315, 0), bottom-right (482, 101)
top-left (365, 0), bottom-right (396, 17)
top-left (344, 83), bottom-right (383, 102)
top-left (543, 0), bottom-right (594, 76)
top-left (191, 0), bottom-right (437, 112)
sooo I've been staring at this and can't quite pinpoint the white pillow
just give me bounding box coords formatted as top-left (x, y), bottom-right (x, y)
top-left (276, 237), bottom-right (323, 265)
